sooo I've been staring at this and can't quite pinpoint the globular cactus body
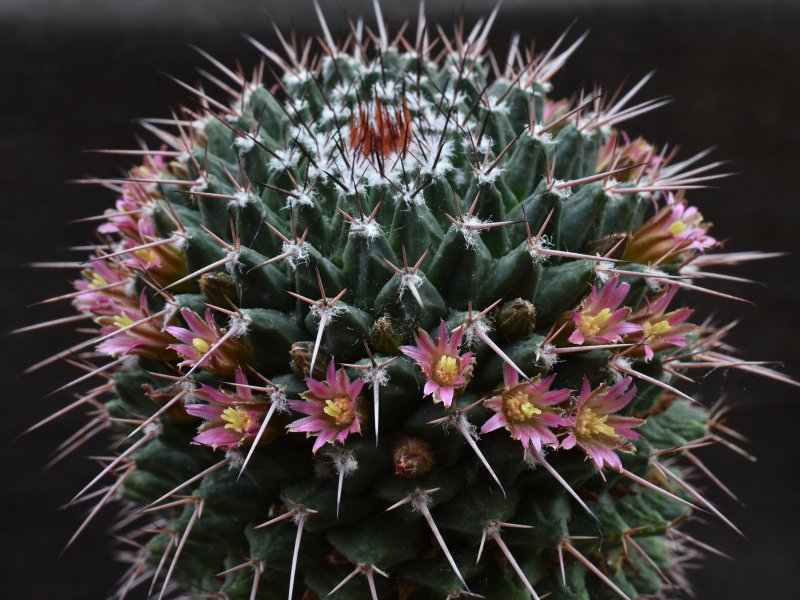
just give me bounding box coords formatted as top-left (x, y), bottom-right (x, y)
top-left (27, 4), bottom-right (798, 600)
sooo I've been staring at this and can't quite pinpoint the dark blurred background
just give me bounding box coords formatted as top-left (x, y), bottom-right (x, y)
top-left (1, 0), bottom-right (798, 598)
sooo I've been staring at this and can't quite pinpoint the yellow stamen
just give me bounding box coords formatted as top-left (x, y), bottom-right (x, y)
top-left (192, 337), bottom-right (210, 353)
top-left (579, 307), bottom-right (613, 338)
top-left (89, 272), bottom-right (109, 289)
top-left (643, 319), bottom-right (672, 338)
top-left (113, 312), bottom-right (134, 329)
top-left (576, 407), bottom-right (618, 439)
top-left (221, 407), bottom-right (253, 434)
top-left (432, 354), bottom-right (461, 387)
top-left (504, 391), bottom-right (542, 423)
top-left (135, 248), bottom-right (158, 264)
top-left (323, 397), bottom-right (355, 427)
top-left (668, 220), bottom-right (688, 236)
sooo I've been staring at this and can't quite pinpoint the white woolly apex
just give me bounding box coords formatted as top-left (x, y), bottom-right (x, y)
top-left (191, 118), bottom-right (208, 133)
top-left (484, 95), bottom-right (510, 114)
top-left (531, 124), bottom-right (553, 142)
top-left (347, 216), bottom-right (383, 240)
top-left (268, 148), bottom-right (300, 172)
top-left (269, 388), bottom-right (290, 413)
top-left (549, 182), bottom-right (573, 199)
top-left (609, 356), bottom-right (633, 381)
top-left (282, 68), bottom-right (313, 86)
top-left (281, 240), bottom-right (309, 270)
top-left (528, 235), bottom-right (553, 266)
top-left (453, 413), bottom-right (479, 440)
top-left (454, 215), bottom-right (487, 249)
top-left (399, 187), bottom-right (425, 207)
top-left (286, 187), bottom-right (315, 209)
top-left (595, 261), bottom-right (616, 284)
top-left (363, 364), bottom-right (390, 388)
top-left (227, 310), bottom-right (251, 338)
top-left (645, 269), bottom-right (668, 292)
top-left (233, 190), bottom-right (255, 207)
top-left (233, 134), bottom-right (257, 153)
top-left (224, 249), bottom-right (243, 277)
top-left (225, 449), bottom-right (245, 470)
top-left (463, 318), bottom-right (492, 348)
top-left (190, 176), bottom-right (208, 193)
top-left (162, 301), bottom-right (182, 329)
top-left (310, 301), bottom-right (348, 321)
top-left (123, 276), bottom-right (140, 298)
top-left (331, 448), bottom-right (359, 476)
top-left (142, 421), bottom-right (162, 437)
top-left (476, 167), bottom-right (504, 185)
top-left (475, 135), bottom-right (494, 156)
top-left (398, 272), bottom-right (424, 301)
top-left (535, 342), bottom-right (560, 371)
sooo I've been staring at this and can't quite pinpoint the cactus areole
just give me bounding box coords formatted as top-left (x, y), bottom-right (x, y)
top-left (28, 4), bottom-right (798, 599)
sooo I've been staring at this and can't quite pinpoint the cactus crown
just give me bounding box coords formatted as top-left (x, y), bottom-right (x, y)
top-left (26, 4), bottom-right (798, 600)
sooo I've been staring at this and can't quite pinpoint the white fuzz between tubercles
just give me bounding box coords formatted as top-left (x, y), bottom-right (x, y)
top-left (233, 190), bottom-right (254, 207)
top-left (609, 356), bottom-right (633, 382)
top-left (227, 312), bottom-right (252, 338)
top-left (477, 167), bottom-right (504, 185)
top-left (535, 342), bottom-right (560, 371)
top-left (347, 217), bottom-right (382, 240)
top-left (595, 261), bottom-right (616, 284)
top-left (550, 182), bottom-right (573, 199)
top-left (463, 318), bottom-right (492, 348)
top-left (398, 272), bottom-right (424, 302)
top-left (268, 147), bottom-right (300, 172)
top-left (455, 216), bottom-right (486, 249)
top-left (269, 388), bottom-right (290, 414)
top-left (224, 250), bottom-right (242, 277)
top-left (233, 135), bottom-right (256, 153)
top-left (332, 449), bottom-right (359, 477)
top-left (189, 176), bottom-right (208, 193)
top-left (281, 240), bottom-right (309, 270)
top-left (309, 302), bottom-right (348, 322)
top-left (645, 268), bottom-right (668, 292)
top-left (528, 235), bottom-right (553, 266)
top-left (225, 449), bottom-right (244, 470)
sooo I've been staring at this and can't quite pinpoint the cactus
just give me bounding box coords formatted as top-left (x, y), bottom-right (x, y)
top-left (24, 4), bottom-right (799, 599)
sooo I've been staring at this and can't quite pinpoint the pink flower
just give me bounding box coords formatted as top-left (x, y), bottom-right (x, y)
top-left (561, 378), bottom-right (645, 472)
top-left (185, 368), bottom-right (268, 449)
top-left (624, 195), bottom-right (716, 263)
top-left (568, 277), bottom-right (642, 345)
top-left (166, 308), bottom-right (250, 376)
top-left (480, 363), bottom-right (571, 451)
top-left (400, 320), bottom-right (476, 408)
top-left (287, 361), bottom-right (364, 453)
top-left (627, 286), bottom-right (694, 360)
top-left (73, 258), bottom-right (133, 316)
top-left (95, 290), bottom-right (176, 361)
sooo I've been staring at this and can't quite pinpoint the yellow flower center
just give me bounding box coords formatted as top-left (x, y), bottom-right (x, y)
top-left (576, 407), bottom-right (618, 439)
top-left (668, 220), bottom-right (688, 236)
top-left (643, 319), bottom-right (672, 338)
top-left (323, 397), bottom-right (355, 427)
top-left (504, 391), bottom-right (542, 423)
top-left (579, 307), bottom-right (613, 338)
top-left (432, 355), bottom-right (462, 387)
top-left (89, 272), bottom-right (109, 289)
top-left (113, 312), bottom-right (135, 329)
top-left (222, 407), bottom-right (253, 434)
top-left (192, 337), bottom-right (210, 353)
top-left (135, 248), bottom-right (159, 264)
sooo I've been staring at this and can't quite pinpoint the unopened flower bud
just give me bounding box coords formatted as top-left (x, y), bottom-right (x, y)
top-left (199, 272), bottom-right (238, 307)
top-left (393, 437), bottom-right (435, 478)
top-left (495, 298), bottom-right (537, 340)
top-left (290, 341), bottom-right (330, 379)
top-left (370, 315), bottom-right (402, 354)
